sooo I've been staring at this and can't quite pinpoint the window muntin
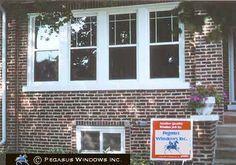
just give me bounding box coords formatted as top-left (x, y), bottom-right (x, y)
top-left (34, 19), bottom-right (59, 82)
top-left (77, 127), bottom-right (125, 153)
top-left (150, 11), bottom-right (179, 78)
top-left (109, 13), bottom-right (136, 80)
top-left (71, 16), bottom-right (97, 81)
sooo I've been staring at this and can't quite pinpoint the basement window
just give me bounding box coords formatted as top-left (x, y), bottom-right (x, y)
top-left (76, 126), bottom-right (125, 153)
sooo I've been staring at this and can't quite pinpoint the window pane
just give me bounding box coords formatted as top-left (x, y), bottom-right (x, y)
top-left (81, 131), bottom-right (99, 151)
top-left (150, 17), bottom-right (155, 43)
top-left (109, 47), bottom-right (136, 79)
top-left (150, 45), bottom-right (179, 78)
top-left (35, 20), bottom-right (59, 49)
top-left (71, 49), bottom-right (96, 80)
top-left (103, 133), bottom-right (121, 152)
top-left (157, 17), bottom-right (171, 42)
top-left (157, 11), bottom-right (172, 17)
top-left (71, 16), bottom-right (97, 47)
top-left (131, 20), bottom-right (136, 44)
top-left (34, 51), bottom-right (59, 81)
top-left (109, 21), bottom-right (115, 45)
top-left (116, 21), bottom-right (129, 44)
top-left (150, 12), bottom-right (155, 19)
top-left (116, 14), bottom-right (129, 20)
top-left (173, 17), bottom-right (179, 41)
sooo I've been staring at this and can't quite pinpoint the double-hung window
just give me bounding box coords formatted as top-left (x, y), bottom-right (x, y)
top-left (71, 16), bottom-right (97, 81)
top-left (25, 2), bottom-right (189, 91)
top-left (109, 13), bottom-right (136, 80)
top-left (76, 126), bottom-right (125, 153)
top-left (150, 11), bottom-right (179, 78)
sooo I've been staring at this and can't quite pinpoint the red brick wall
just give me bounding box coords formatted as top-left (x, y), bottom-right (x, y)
top-left (0, 1), bottom-right (225, 164)
top-left (193, 19), bottom-right (224, 122)
top-left (193, 121), bottom-right (218, 164)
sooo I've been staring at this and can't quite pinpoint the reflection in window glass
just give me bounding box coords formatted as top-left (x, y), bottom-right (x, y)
top-left (157, 18), bottom-right (171, 42)
top-left (81, 131), bottom-right (100, 151)
top-left (34, 51), bottom-right (59, 81)
top-left (149, 11), bottom-right (179, 79)
top-left (173, 17), bottom-right (179, 41)
top-left (109, 14), bottom-right (136, 45)
top-left (150, 45), bottom-right (179, 78)
top-left (71, 16), bottom-right (97, 47)
top-left (150, 11), bottom-right (178, 43)
top-left (109, 47), bottom-right (136, 79)
top-left (103, 133), bottom-right (121, 152)
top-left (35, 20), bottom-right (59, 49)
top-left (71, 49), bottom-right (96, 80)
top-left (71, 16), bottom-right (97, 81)
top-left (109, 13), bottom-right (136, 80)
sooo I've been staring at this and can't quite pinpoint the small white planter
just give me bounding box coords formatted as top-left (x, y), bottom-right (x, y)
top-left (196, 97), bottom-right (216, 115)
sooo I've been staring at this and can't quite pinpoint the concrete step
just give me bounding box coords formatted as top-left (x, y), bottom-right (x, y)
top-left (215, 148), bottom-right (236, 159)
top-left (224, 112), bottom-right (236, 124)
top-left (217, 135), bottom-right (236, 148)
top-left (217, 124), bottom-right (236, 135)
top-left (214, 159), bottom-right (236, 165)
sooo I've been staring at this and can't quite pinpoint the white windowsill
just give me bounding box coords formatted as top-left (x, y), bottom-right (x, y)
top-left (191, 115), bottom-right (219, 121)
top-left (22, 80), bottom-right (190, 92)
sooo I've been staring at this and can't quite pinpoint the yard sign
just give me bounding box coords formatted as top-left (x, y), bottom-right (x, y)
top-left (150, 119), bottom-right (193, 161)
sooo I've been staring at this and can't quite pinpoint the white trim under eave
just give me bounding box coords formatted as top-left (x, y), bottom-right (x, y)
top-left (72, 2), bottom-right (180, 17)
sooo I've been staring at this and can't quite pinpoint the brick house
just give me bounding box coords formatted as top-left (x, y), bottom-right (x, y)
top-left (0, 0), bottom-right (234, 164)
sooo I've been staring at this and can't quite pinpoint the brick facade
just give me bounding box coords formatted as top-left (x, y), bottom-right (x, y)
top-left (0, 1), bottom-right (225, 164)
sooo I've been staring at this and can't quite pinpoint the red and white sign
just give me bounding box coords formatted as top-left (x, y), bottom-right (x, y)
top-left (150, 119), bottom-right (193, 161)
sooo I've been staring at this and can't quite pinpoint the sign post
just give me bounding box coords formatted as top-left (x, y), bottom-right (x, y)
top-left (150, 119), bottom-right (193, 161)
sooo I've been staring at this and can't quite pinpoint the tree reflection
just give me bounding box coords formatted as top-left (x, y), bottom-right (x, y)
top-left (34, 51), bottom-right (59, 81)
top-left (70, 16), bottom-right (97, 80)
top-left (71, 16), bottom-right (97, 47)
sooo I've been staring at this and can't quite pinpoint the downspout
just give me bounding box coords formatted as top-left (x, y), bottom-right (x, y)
top-left (0, 3), bottom-right (7, 145)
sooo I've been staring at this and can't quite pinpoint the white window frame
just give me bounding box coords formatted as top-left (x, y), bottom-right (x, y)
top-left (228, 29), bottom-right (236, 110)
top-left (76, 126), bottom-right (125, 153)
top-left (23, 2), bottom-right (189, 92)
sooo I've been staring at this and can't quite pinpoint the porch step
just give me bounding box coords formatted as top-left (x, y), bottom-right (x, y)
top-left (215, 148), bottom-right (236, 159)
top-left (214, 159), bottom-right (236, 165)
top-left (215, 122), bottom-right (236, 164)
top-left (216, 135), bottom-right (236, 148)
top-left (224, 112), bottom-right (236, 124)
top-left (217, 124), bottom-right (236, 135)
